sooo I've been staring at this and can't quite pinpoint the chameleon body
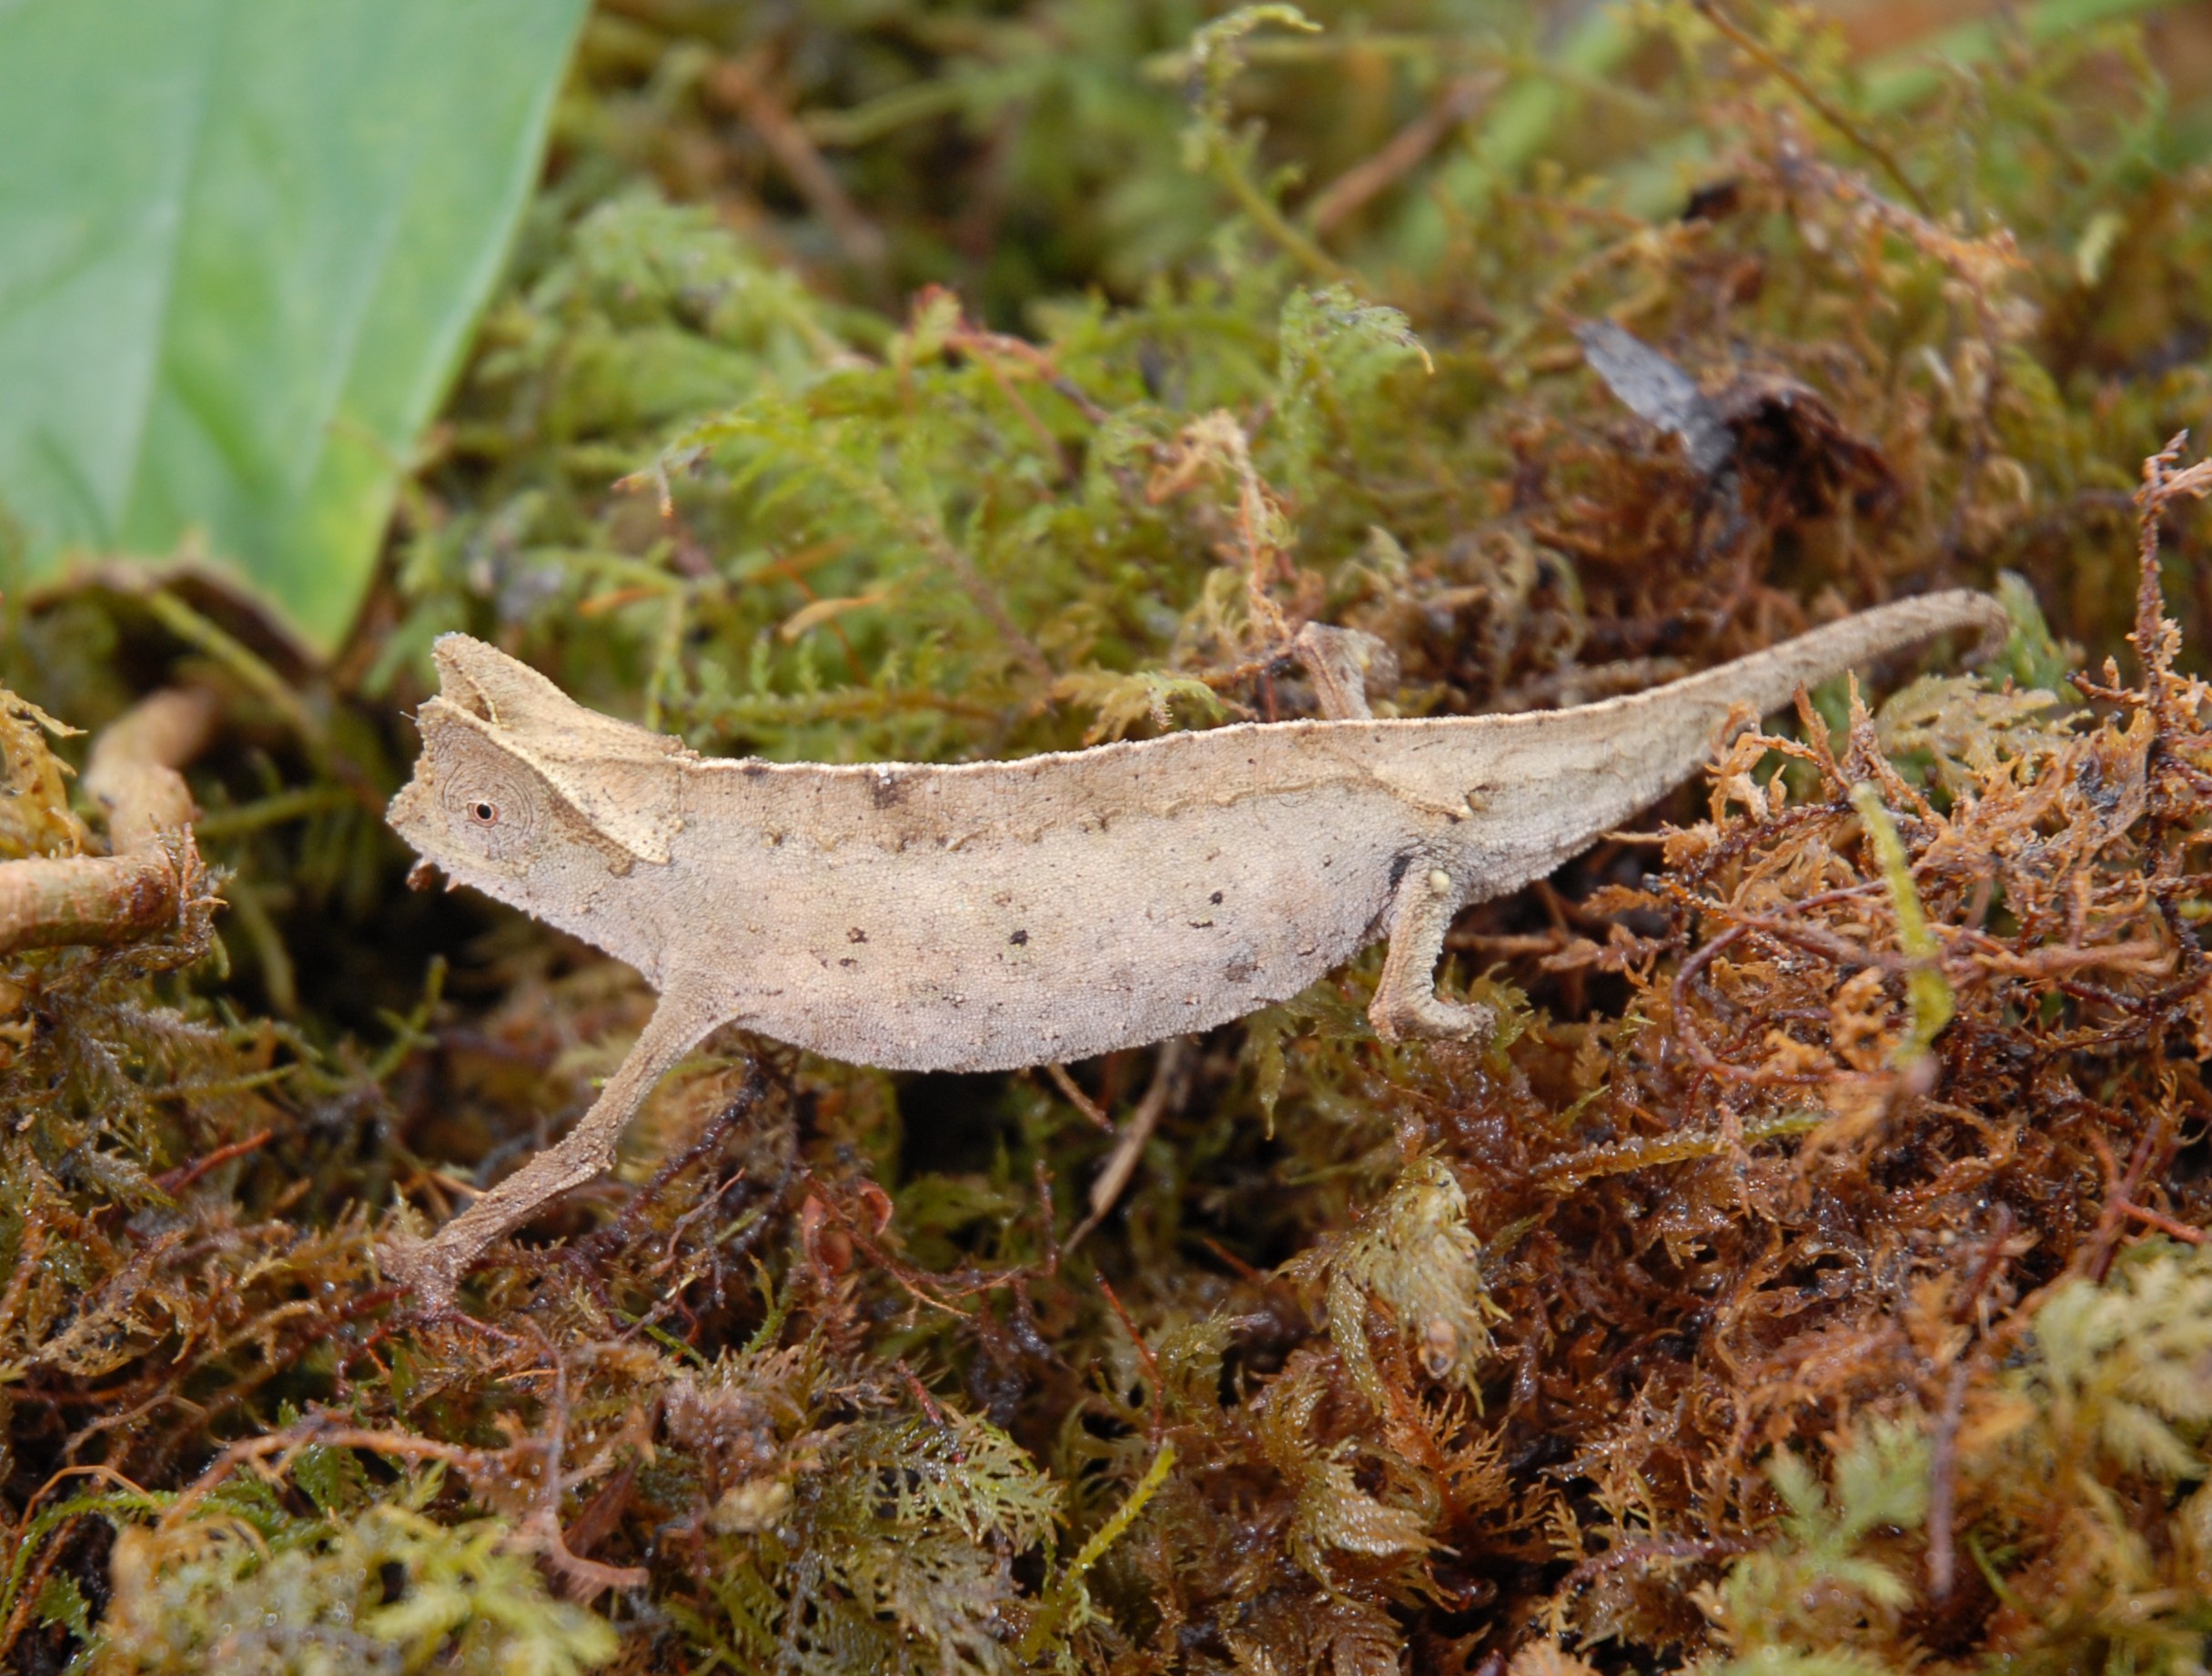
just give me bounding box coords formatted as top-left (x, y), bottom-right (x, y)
top-left (383, 590), bottom-right (2006, 1303)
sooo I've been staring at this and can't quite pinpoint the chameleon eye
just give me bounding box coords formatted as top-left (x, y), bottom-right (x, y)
top-left (437, 755), bottom-right (540, 865)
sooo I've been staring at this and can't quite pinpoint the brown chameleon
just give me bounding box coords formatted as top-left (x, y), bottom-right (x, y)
top-left (384, 590), bottom-right (2007, 1305)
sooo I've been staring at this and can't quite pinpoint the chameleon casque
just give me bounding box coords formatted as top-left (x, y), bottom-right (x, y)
top-left (383, 590), bottom-right (2008, 1305)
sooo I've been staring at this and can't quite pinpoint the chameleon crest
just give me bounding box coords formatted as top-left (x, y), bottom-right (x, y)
top-left (393, 635), bottom-right (690, 876)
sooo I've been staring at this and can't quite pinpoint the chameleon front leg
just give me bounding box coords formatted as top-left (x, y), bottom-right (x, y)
top-left (1369, 860), bottom-right (1496, 1045)
top-left (381, 984), bottom-right (727, 1311)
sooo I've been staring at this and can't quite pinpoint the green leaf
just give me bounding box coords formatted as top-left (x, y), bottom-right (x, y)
top-left (0, 0), bottom-right (588, 647)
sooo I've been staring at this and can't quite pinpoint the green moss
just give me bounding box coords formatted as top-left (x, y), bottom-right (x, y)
top-left (94, 1488), bottom-right (619, 1675)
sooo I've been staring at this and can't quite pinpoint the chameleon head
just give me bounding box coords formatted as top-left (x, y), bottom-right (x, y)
top-left (388, 634), bottom-right (689, 904)
top-left (389, 702), bottom-right (562, 894)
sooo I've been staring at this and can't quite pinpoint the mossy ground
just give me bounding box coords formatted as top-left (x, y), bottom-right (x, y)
top-left (4, 3), bottom-right (2212, 1671)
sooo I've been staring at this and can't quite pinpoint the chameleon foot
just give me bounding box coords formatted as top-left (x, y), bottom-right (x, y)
top-left (1369, 859), bottom-right (1496, 1045)
top-left (1372, 987), bottom-right (1496, 1045)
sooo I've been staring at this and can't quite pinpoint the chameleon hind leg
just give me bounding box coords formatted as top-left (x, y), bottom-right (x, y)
top-left (1293, 621), bottom-right (1396, 722)
top-left (1294, 623), bottom-right (1490, 1045)
top-left (381, 984), bottom-right (726, 1312)
top-left (1369, 860), bottom-right (1496, 1045)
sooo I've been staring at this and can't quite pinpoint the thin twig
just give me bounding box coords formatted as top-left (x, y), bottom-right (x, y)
top-left (1068, 1040), bottom-right (1194, 1248)
top-left (1307, 74), bottom-right (1495, 235)
top-left (155, 1128), bottom-right (278, 1195)
top-left (1095, 1273), bottom-right (1165, 1447)
top-left (0, 688), bottom-right (218, 956)
top-left (710, 52), bottom-right (886, 275)
top-left (1045, 1062), bottom-right (1116, 1131)
top-left (1928, 1206), bottom-right (2020, 1600)
top-left (1692, 0), bottom-right (1932, 217)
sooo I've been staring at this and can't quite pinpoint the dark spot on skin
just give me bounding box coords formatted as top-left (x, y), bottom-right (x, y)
top-left (847, 927), bottom-right (867, 943)
top-left (839, 957), bottom-right (858, 969)
top-left (1188, 919), bottom-right (1215, 929)
top-left (1388, 852), bottom-right (1414, 890)
top-left (869, 772), bottom-right (909, 808)
top-left (1224, 955), bottom-right (1258, 982)
top-left (741, 760), bottom-right (770, 777)
top-left (1009, 929), bottom-right (1028, 946)
top-left (1209, 891), bottom-right (1224, 904)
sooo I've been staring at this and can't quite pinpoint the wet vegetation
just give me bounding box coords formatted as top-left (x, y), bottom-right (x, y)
top-left (4, 1), bottom-right (2212, 1670)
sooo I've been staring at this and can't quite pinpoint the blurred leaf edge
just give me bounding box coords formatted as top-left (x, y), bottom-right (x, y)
top-left (0, 0), bottom-right (591, 651)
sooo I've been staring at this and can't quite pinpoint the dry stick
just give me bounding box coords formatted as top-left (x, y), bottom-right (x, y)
top-left (1926, 1204), bottom-right (2021, 1600)
top-left (710, 52), bottom-right (886, 275)
top-left (1924, 1357), bottom-right (1975, 1601)
top-left (1690, 0), bottom-right (1933, 217)
top-left (154, 1127), bottom-right (276, 1195)
top-left (2116, 1199), bottom-right (2205, 1243)
top-left (139, 591), bottom-right (323, 759)
top-left (1306, 73), bottom-right (1496, 236)
top-left (1093, 1273), bottom-right (1165, 1448)
top-left (1069, 1039), bottom-right (1193, 1249)
top-left (526, 1331), bottom-right (650, 1599)
top-left (0, 688), bottom-right (218, 956)
top-left (1045, 1062), bottom-right (1116, 1132)
top-left (2082, 1124), bottom-right (2177, 1284)
top-left (944, 321), bottom-right (1112, 425)
top-left (2132, 433), bottom-right (2212, 735)
top-left (1533, 1106), bottom-right (1826, 1190)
